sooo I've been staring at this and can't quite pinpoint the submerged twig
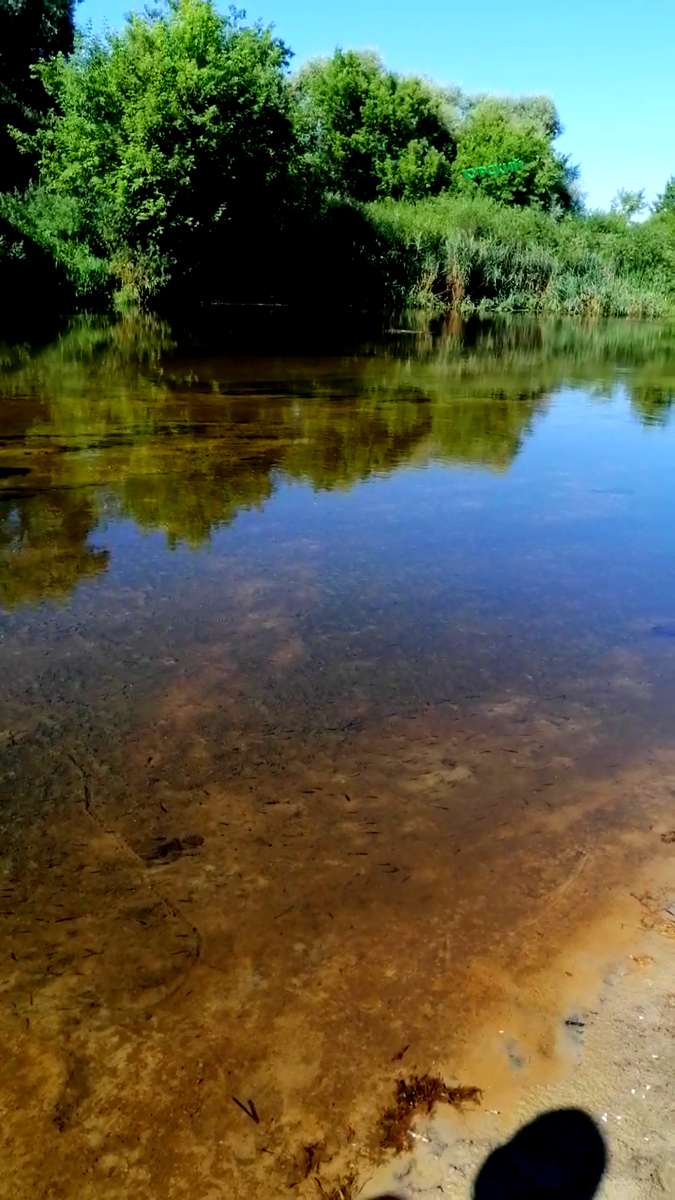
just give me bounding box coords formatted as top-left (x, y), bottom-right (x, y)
top-left (232, 1096), bottom-right (260, 1124)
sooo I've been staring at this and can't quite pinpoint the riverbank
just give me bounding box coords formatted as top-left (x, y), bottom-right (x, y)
top-left (360, 846), bottom-right (675, 1199)
top-left (365, 193), bottom-right (675, 318)
top-left (4, 192), bottom-right (675, 322)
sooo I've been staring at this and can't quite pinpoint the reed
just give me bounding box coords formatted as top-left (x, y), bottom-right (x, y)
top-left (360, 193), bottom-right (675, 317)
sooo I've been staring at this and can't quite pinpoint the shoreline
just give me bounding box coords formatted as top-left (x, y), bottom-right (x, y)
top-left (359, 850), bottom-right (675, 1197)
top-left (311, 844), bottom-right (675, 1199)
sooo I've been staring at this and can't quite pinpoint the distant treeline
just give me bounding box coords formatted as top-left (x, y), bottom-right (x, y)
top-left (1, 0), bottom-right (675, 317)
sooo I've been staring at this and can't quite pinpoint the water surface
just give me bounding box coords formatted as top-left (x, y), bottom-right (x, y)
top-left (1, 313), bottom-right (675, 1199)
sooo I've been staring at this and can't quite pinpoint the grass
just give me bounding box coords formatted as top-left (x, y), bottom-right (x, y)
top-left (364, 194), bottom-right (675, 318)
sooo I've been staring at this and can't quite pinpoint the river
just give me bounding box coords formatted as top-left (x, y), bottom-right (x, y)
top-left (1, 311), bottom-right (674, 1198)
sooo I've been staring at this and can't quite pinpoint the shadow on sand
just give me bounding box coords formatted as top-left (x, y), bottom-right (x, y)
top-left (373, 1107), bottom-right (607, 1198)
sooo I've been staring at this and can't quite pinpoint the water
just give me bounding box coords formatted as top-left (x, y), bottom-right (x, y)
top-left (1, 312), bottom-right (675, 1198)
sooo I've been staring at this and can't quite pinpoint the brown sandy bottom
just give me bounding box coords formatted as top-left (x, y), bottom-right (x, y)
top-left (0, 698), bottom-right (674, 1200)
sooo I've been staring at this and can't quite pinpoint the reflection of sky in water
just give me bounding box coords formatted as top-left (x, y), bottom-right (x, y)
top-left (3, 321), bottom-right (675, 751)
top-left (187, 386), bottom-right (675, 633)
top-left (37, 380), bottom-right (671, 751)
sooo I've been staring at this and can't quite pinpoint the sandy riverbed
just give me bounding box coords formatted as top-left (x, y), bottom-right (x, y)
top-left (1, 694), bottom-right (674, 1199)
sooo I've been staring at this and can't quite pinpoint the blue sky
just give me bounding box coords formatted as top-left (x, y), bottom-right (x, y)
top-left (74, 0), bottom-right (674, 214)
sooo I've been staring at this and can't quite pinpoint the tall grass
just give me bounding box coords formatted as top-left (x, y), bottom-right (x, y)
top-left (364, 195), bottom-right (675, 318)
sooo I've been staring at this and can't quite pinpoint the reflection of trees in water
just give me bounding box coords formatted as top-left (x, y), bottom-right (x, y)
top-left (3, 312), bottom-right (675, 606)
top-left (432, 392), bottom-right (547, 469)
top-left (627, 385), bottom-right (675, 426)
top-left (0, 313), bottom-right (175, 396)
top-left (120, 462), bottom-right (277, 549)
top-left (286, 388), bottom-right (546, 476)
top-left (0, 489), bottom-right (109, 608)
top-left (0, 381), bottom-right (112, 607)
top-left (284, 398), bottom-right (434, 487)
top-left (383, 312), bottom-right (675, 371)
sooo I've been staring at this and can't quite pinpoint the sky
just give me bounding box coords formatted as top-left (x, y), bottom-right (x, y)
top-left (73, 0), bottom-right (675, 215)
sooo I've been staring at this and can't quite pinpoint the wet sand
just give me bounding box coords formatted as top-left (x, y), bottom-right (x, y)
top-left (361, 851), bottom-right (675, 1200)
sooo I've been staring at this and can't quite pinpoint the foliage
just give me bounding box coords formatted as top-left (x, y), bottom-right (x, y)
top-left (3, 0), bottom-right (302, 306)
top-left (652, 176), bottom-right (675, 215)
top-left (291, 49), bottom-right (457, 202)
top-left (0, 0), bottom-right (78, 191)
top-left (0, 185), bottom-right (112, 304)
top-left (1, 0), bottom-right (674, 318)
top-left (451, 99), bottom-right (581, 213)
top-left (610, 188), bottom-right (648, 221)
top-left (366, 192), bottom-right (675, 317)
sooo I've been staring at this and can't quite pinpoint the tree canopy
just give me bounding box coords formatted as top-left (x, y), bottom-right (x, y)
top-left (452, 99), bottom-right (581, 213)
top-left (1, 0), bottom-right (671, 315)
top-left (4, 0), bottom-right (301, 302)
top-left (291, 59), bottom-right (581, 213)
top-left (291, 49), bottom-right (458, 202)
top-left (652, 176), bottom-right (675, 215)
top-left (611, 188), bottom-right (648, 221)
top-left (0, 0), bottom-right (78, 191)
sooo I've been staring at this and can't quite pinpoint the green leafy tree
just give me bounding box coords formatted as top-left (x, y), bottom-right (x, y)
top-left (651, 176), bottom-right (675, 215)
top-left (0, 0), bottom-right (78, 192)
top-left (475, 94), bottom-right (563, 140)
top-left (291, 49), bottom-right (457, 202)
top-left (611, 188), bottom-right (647, 221)
top-left (4, 0), bottom-right (303, 305)
top-left (453, 99), bottom-right (581, 213)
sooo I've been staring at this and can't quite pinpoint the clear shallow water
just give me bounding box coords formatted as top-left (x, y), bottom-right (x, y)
top-left (1, 313), bottom-right (675, 1198)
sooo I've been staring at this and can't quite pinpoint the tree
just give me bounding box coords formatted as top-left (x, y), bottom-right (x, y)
top-left (291, 49), bottom-right (457, 202)
top-left (4, 0), bottom-right (303, 305)
top-left (452, 99), bottom-right (582, 213)
top-left (651, 176), bottom-right (675, 215)
top-left (0, 0), bottom-right (78, 192)
top-left (610, 188), bottom-right (647, 220)
top-left (465, 93), bottom-right (563, 140)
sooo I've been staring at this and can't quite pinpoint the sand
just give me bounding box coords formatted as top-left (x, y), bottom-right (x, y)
top-left (359, 854), bottom-right (675, 1199)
